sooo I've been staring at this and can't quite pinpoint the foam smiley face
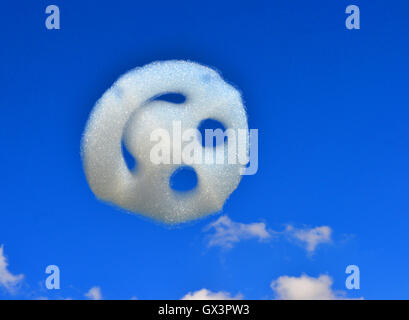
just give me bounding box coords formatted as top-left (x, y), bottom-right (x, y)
top-left (81, 60), bottom-right (248, 223)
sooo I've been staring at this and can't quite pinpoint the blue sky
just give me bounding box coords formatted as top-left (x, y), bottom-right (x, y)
top-left (0, 0), bottom-right (408, 300)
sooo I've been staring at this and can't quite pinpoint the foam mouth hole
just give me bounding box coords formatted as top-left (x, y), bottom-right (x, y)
top-left (169, 166), bottom-right (198, 192)
top-left (121, 139), bottom-right (138, 173)
top-left (197, 118), bottom-right (227, 147)
top-left (151, 92), bottom-right (186, 104)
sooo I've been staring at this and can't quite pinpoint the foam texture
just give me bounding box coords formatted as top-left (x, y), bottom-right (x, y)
top-left (81, 60), bottom-right (248, 223)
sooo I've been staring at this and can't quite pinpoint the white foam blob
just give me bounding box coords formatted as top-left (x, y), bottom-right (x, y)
top-left (81, 60), bottom-right (248, 224)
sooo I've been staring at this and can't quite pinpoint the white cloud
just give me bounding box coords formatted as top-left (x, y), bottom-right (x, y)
top-left (271, 274), bottom-right (346, 300)
top-left (85, 286), bottom-right (103, 300)
top-left (36, 296), bottom-right (73, 300)
top-left (182, 288), bottom-right (243, 300)
top-left (204, 216), bottom-right (271, 248)
top-left (204, 216), bottom-right (332, 253)
top-left (0, 245), bottom-right (24, 293)
top-left (182, 274), bottom-right (361, 301)
top-left (286, 225), bottom-right (332, 252)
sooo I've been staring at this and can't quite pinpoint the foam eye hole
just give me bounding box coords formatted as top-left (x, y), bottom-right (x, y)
top-left (197, 118), bottom-right (227, 147)
top-left (150, 92), bottom-right (186, 104)
top-left (121, 139), bottom-right (138, 172)
top-left (169, 166), bottom-right (198, 192)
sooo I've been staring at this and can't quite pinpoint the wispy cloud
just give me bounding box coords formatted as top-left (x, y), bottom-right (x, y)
top-left (204, 216), bottom-right (271, 249)
top-left (0, 245), bottom-right (24, 293)
top-left (286, 225), bottom-right (332, 253)
top-left (182, 288), bottom-right (243, 300)
top-left (204, 216), bottom-right (332, 253)
top-left (85, 286), bottom-right (103, 300)
top-left (271, 274), bottom-right (346, 300)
